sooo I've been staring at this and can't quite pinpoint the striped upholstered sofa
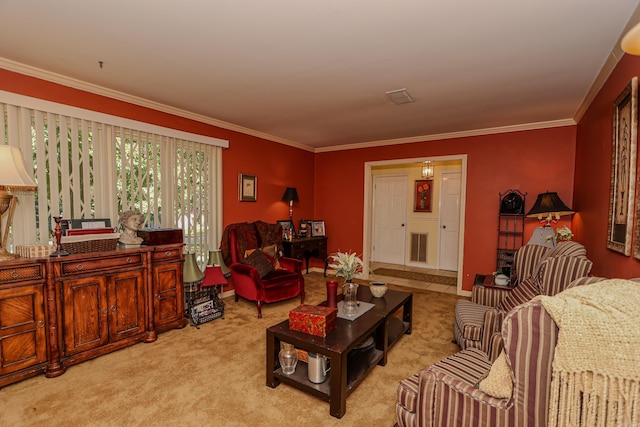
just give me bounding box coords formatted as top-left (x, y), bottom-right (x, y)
top-left (395, 276), bottom-right (604, 427)
top-left (453, 241), bottom-right (591, 354)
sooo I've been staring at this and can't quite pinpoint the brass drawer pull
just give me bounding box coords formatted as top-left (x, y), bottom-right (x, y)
top-left (10, 269), bottom-right (19, 278)
top-left (76, 264), bottom-right (84, 271)
top-left (165, 251), bottom-right (172, 257)
top-left (126, 257), bottom-right (133, 263)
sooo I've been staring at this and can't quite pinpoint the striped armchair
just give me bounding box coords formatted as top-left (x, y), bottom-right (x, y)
top-left (453, 241), bottom-right (590, 354)
top-left (396, 276), bottom-right (605, 427)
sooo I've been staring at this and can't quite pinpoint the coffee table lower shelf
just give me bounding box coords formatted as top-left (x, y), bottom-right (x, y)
top-left (273, 347), bottom-right (384, 399)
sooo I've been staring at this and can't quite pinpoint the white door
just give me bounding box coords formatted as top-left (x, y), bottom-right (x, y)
top-left (439, 172), bottom-right (461, 271)
top-left (372, 175), bottom-right (407, 264)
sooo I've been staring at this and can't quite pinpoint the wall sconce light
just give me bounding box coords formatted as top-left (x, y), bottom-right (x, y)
top-left (421, 161), bottom-right (434, 179)
top-left (526, 192), bottom-right (574, 227)
top-left (0, 146), bottom-right (38, 261)
top-left (281, 187), bottom-right (299, 222)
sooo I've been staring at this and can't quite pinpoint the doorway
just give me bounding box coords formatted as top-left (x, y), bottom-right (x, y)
top-left (363, 155), bottom-right (467, 295)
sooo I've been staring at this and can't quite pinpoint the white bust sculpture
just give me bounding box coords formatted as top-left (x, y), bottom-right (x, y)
top-left (118, 210), bottom-right (144, 246)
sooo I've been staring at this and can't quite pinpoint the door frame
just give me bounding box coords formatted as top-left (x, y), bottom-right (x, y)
top-left (363, 154), bottom-right (468, 296)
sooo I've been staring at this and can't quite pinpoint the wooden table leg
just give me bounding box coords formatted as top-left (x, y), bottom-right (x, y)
top-left (328, 350), bottom-right (347, 418)
top-left (266, 329), bottom-right (280, 388)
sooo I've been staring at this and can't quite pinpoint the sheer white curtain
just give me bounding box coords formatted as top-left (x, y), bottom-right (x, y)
top-left (1, 91), bottom-right (227, 260)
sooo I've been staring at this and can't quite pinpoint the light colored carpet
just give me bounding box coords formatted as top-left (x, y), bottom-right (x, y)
top-left (0, 273), bottom-right (464, 426)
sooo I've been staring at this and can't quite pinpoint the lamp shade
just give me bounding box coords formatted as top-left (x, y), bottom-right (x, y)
top-left (0, 146), bottom-right (37, 192)
top-left (526, 192), bottom-right (574, 218)
top-left (281, 187), bottom-right (299, 202)
top-left (183, 252), bottom-right (204, 285)
top-left (207, 250), bottom-right (230, 277)
top-left (622, 22), bottom-right (640, 55)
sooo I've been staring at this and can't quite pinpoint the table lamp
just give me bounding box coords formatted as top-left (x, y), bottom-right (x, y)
top-left (0, 146), bottom-right (38, 261)
top-left (183, 252), bottom-right (204, 290)
top-left (207, 249), bottom-right (230, 277)
top-left (281, 187), bottom-right (299, 222)
top-left (525, 192), bottom-right (574, 226)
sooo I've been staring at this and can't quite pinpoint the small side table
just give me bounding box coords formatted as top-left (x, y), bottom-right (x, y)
top-left (282, 236), bottom-right (329, 275)
top-left (185, 266), bottom-right (227, 328)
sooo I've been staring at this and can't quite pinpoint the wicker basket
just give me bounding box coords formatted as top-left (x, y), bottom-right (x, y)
top-left (60, 234), bottom-right (120, 254)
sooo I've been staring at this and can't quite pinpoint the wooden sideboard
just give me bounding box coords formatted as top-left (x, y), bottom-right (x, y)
top-left (0, 244), bottom-right (187, 388)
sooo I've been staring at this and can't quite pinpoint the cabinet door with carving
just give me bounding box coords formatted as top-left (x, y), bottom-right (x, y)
top-left (107, 270), bottom-right (146, 342)
top-left (153, 263), bottom-right (183, 330)
top-left (62, 276), bottom-right (109, 357)
top-left (0, 284), bottom-right (47, 376)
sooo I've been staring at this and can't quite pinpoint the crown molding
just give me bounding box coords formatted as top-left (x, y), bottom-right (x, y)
top-left (0, 58), bottom-right (316, 153)
top-left (315, 119), bottom-right (576, 153)
top-left (0, 58), bottom-right (580, 155)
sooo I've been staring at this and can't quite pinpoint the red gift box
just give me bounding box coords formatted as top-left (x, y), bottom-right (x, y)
top-left (289, 304), bottom-right (337, 337)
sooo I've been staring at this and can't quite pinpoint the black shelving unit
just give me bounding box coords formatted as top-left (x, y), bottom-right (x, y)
top-left (497, 190), bottom-right (526, 283)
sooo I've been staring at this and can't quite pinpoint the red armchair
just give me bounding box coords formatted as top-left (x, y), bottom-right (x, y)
top-left (221, 222), bottom-right (304, 318)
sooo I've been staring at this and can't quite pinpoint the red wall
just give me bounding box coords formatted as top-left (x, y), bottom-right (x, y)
top-left (1, 68), bottom-right (579, 291)
top-left (315, 128), bottom-right (577, 290)
top-left (574, 54), bottom-right (640, 278)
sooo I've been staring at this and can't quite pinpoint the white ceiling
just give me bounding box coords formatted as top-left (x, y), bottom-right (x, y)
top-left (1, 0), bottom-right (640, 151)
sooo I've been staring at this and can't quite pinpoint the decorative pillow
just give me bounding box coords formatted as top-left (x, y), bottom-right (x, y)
top-left (242, 249), bottom-right (274, 279)
top-left (497, 277), bottom-right (541, 312)
top-left (245, 246), bottom-right (282, 270)
top-left (478, 351), bottom-right (513, 399)
top-left (260, 245), bottom-right (282, 269)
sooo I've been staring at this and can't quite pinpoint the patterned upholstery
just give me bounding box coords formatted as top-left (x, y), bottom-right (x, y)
top-left (497, 277), bottom-right (541, 312)
top-left (396, 300), bottom-right (559, 427)
top-left (454, 241), bottom-right (590, 352)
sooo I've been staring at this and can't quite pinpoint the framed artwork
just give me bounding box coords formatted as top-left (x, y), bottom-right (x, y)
top-left (239, 173), bottom-right (257, 202)
top-left (414, 179), bottom-right (433, 212)
top-left (277, 219), bottom-right (296, 239)
top-left (608, 77), bottom-right (637, 256)
top-left (311, 220), bottom-right (325, 237)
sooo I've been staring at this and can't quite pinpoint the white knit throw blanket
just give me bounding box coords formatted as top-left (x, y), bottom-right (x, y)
top-left (535, 279), bottom-right (640, 427)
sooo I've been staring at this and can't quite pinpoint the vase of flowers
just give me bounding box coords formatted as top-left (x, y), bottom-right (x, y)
top-left (329, 251), bottom-right (366, 317)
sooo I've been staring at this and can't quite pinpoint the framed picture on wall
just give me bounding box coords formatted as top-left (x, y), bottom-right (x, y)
top-left (414, 179), bottom-right (433, 212)
top-left (239, 173), bottom-right (257, 202)
top-left (607, 77), bottom-right (637, 256)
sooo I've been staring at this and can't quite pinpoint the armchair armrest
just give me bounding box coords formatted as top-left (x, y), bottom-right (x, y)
top-left (230, 262), bottom-right (261, 282)
top-left (278, 256), bottom-right (303, 273)
top-left (414, 348), bottom-right (508, 426)
top-left (472, 285), bottom-right (512, 307)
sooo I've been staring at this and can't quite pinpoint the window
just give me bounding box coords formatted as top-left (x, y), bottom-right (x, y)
top-left (1, 92), bottom-right (227, 262)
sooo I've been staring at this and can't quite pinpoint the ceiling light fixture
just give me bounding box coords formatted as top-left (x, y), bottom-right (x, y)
top-left (622, 22), bottom-right (640, 55)
top-left (386, 88), bottom-right (415, 105)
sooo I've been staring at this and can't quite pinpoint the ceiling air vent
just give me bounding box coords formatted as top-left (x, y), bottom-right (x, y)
top-left (385, 88), bottom-right (415, 105)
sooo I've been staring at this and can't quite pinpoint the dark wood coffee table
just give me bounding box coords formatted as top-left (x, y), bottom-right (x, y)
top-left (266, 286), bottom-right (412, 418)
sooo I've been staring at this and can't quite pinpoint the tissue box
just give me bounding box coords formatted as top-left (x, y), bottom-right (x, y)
top-left (289, 304), bottom-right (337, 337)
top-left (15, 244), bottom-right (55, 258)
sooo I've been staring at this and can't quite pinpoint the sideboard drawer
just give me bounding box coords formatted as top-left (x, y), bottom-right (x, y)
top-left (152, 247), bottom-right (182, 262)
top-left (59, 254), bottom-right (144, 276)
top-left (0, 264), bottom-right (44, 285)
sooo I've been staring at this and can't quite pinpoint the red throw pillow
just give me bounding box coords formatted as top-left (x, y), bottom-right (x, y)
top-left (497, 277), bottom-right (541, 312)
